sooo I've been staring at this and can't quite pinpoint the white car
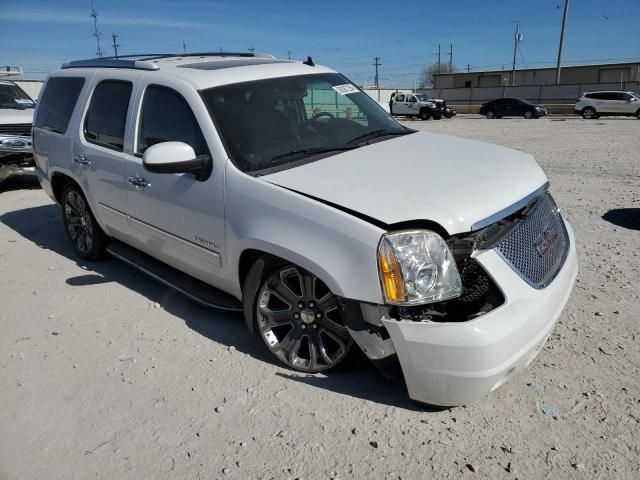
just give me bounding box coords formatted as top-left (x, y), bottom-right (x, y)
top-left (33, 53), bottom-right (577, 406)
top-left (0, 80), bottom-right (35, 183)
top-left (575, 90), bottom-right (640, 119)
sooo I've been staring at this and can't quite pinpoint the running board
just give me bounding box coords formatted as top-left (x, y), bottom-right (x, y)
top-left (106, 241), bottom-right (243, 312)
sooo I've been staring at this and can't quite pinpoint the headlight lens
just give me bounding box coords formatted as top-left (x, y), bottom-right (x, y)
top-left (378, 230), bottom-right (462, 305)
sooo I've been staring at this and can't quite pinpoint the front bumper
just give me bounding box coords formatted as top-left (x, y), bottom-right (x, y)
top-left (381, 219), bottom-right (577, 406)
top-left (0, 134), bottom-right (34, 183)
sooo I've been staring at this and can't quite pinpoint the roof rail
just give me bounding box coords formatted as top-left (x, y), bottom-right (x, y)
top-left (61, 52), bottom-right (275, 70)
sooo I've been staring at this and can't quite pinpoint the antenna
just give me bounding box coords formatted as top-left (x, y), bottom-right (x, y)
top-left (111, 33), bottom-right (120, 59)
top-left (90, 0), bottom-right (104, 58)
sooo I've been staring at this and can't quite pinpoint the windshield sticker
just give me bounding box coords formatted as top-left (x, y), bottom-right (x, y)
top-left (332, 84), bottom-right (359, 96)
top-left (15, 99), bottom-right (34, 105)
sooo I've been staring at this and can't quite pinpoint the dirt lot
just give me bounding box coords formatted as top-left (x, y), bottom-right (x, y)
top-left (1, 116), bottom-right (639, 480)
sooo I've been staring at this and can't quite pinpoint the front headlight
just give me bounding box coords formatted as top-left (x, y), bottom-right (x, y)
top-left (378, 230), bottom-right (462, 305)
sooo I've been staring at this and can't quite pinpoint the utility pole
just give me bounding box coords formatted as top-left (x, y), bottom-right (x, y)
top-left (555, 0), bottom-right (570, 85)
top-left (373, 56), bottom-right (381, 89)
top-left (248, 46), bottom-right (255, 54)
top-left (437, 44), bottom-right (441, 69)
top-left (511, 21), bottom-right (522, 87)
top-left (90, 0), bottom-right (104, 58)
top-left (111, 33), bottom-right (120, 58)
top-left (287, 50), bottom-right (292, 60)
top-left (182, 40), bottom-right (187, 54)
top-left (467, 63), bottom-right (471, 73)
top-left (449, 43), bottom-right (453, 70)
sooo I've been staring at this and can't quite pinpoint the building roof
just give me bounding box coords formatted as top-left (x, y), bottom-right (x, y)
top-left (435, 61), bottom-right (640, 77)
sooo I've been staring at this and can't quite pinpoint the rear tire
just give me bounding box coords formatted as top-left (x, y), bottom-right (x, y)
top-left (636, 109), bottom-right (640, 119)
top-left (61, 183), bottom-right (107, 261)
top-left (486, 110), bottom-right (495, 119)
top-left (243, 257), bottom-right (354, 373)
top-left (582, 107), bottom-right (596, 119)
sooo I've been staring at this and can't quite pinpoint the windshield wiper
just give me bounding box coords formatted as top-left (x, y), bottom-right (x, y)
top-left (346, 128), bottom-right (415, 145)
top-left (266, 145), bottom-right (360, 163)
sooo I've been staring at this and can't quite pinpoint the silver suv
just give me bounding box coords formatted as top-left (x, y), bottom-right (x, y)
top-left (33, 53), bottom-right (577, 406)
top-left (575, 90), bottom-right (640, 119)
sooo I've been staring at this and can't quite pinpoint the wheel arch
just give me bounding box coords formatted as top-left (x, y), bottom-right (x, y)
top-left (51, 171), bottom-right (78, 204)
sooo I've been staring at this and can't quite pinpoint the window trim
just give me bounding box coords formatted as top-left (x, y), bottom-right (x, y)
top-left (135, 83), bottom-right (209, 157)
top-left (83, 79), bottom-right (133, 152)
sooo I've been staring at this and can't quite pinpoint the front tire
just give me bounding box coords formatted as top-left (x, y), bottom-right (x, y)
top-left (582, 107), bottom-right (596, 119)
top-left (419, 109), bottom-right (431, 120)
top-left (243, 258), bottom-right (353, 373)
top-left (524, 110), bottom-right (534, 119)
top-left (61, 183), bottom-right (107, 260)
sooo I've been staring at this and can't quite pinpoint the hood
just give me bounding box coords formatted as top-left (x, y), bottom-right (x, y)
top-left (0, 108), bottom-right (34, 125)
top-left (263, 132), bottom-right (548, 235)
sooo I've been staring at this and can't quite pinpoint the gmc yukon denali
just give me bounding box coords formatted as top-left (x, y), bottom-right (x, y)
top-left (33, 53), bottom-right (577, 406)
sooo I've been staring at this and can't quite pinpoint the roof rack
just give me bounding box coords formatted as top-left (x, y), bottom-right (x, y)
top-left (61, 52), bottom-right (274, 70)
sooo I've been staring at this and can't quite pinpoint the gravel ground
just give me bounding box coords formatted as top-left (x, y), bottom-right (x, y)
top-left (1, 116), bottom-right (639, 479)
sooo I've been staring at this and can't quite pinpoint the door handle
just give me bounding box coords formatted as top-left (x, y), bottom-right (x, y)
top-left (127, 175), bottom-right (151, 190)
top-left (73, 154), bottom-right (91, 167)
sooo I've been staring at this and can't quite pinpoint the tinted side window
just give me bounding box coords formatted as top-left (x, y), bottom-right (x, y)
top-left (395, 94), bottom-right (405, 102)
top-left (34, 77), bottom-right (85, 134)
top-left (137, 85), bottom-right (208, 156)
top-left (84, 80), bottom-right (132, 151)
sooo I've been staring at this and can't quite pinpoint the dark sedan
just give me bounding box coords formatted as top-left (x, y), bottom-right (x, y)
top-left (479, 97), bottom-right (547, 119)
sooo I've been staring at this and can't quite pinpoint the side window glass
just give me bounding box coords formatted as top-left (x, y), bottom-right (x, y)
top-left (395, 94), bottom-right (405, 102)
top-left (137, 85), bottom-right (208, 156)
top-left (408, 96), bottom-right (417, 103)
top-left (84, 80), bottom-right (132, 151)
top-left (34, 77), bottom-right (85, 134)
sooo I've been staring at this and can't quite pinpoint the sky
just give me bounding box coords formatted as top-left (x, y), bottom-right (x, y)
top-left (2, 0), bottom-right (639, 87)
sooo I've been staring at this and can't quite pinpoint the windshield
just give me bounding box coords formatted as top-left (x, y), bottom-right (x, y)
top-left (201, 73), bottom-right (407, 173)
top-left (0, 83), bottom-right (35, 109)
top-left (415, 94), bottom-right (429, 101)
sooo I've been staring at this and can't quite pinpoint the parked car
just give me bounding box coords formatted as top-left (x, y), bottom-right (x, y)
top-left (442, 100), bottom-right (457, 118)
top-left (574, 91), bottom-right (640, 119)
top-left (0, 80), bottom-right (35, 184)
top-left (480, 97), bottom-right (547, 119)
top-left (33, 53), bottom-right (577, 406)
top-left (390, 92), bottom-right (442, 120)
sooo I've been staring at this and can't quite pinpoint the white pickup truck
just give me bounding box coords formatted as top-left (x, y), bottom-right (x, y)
top-left (0, 80), bottom-right (35, 183)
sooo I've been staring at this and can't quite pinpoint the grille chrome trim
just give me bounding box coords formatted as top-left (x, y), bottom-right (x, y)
top-left (471, 182), bottom-right (549, 231)
top-left (493, 193), bottom-right (569, 289)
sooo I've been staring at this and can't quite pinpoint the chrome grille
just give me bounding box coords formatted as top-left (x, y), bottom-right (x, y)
top-left (494, 193), bottom-right (569, 288)
top-left (0, 123), bottom-right (32, 136)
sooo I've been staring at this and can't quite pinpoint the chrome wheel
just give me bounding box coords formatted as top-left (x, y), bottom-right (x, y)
top-left (64, 190), bottom-right (94, 254)
top-left (256, 266), bottom-right (351, 372)
top-left (582, 107), bottom-right (595, 119)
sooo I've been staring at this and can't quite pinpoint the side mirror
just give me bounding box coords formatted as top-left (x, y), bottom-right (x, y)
top-left (142, 141), bottom-right (211, 181)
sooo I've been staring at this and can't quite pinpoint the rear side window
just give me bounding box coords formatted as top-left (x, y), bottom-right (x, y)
top-left (395, 94), bottom-right (405, 102)
top-left (34, 77), bottom-right (85, 134)
top-left (84, 80), bottom-right (132, 151)
top-left (137, 85), bottom-right (208, 156)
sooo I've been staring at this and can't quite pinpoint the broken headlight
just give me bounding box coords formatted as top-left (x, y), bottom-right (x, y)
top-left (378, 230), bottom-right (462, 305)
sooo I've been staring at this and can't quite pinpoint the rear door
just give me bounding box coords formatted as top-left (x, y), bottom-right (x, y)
top-left (406, 94), bottom-right (420, 114)
top-left (124, 79), bottom-right (227, 286)
top-left (74, 72), bottom-right (139, 238)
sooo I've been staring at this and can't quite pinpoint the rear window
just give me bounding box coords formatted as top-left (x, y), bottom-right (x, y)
top-left (84, 80), bottom-right (132, 151)
top-left (34, 77), bottom-right (85, 134)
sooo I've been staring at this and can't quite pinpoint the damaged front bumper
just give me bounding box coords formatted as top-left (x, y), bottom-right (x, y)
top-left (349, 220), bottom-right (577, 407)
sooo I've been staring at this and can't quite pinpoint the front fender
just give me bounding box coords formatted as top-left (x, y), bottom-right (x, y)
top-left (224, 163), bottom-right (385, 304)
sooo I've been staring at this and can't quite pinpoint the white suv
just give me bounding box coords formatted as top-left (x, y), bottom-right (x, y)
top-left (33, 53), bottom-right (577, 406)
top-left (575, 90), bottom-right (640, 119)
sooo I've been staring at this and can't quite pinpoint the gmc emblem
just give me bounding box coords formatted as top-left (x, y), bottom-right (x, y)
top-left (534, 225), bottom-right (559, 257)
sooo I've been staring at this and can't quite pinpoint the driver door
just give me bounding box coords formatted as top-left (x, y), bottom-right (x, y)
top-left (124, 78), bottom-right (227, 286)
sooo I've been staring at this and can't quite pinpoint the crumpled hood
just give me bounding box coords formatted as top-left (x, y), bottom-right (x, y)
top-left (263, 131), bottom-right (548, 234)
top-left (0, 108), bottom-right (34, 126)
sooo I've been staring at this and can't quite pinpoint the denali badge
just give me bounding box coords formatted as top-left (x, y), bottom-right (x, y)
top-left (534, 225), bottom-right (559, 257)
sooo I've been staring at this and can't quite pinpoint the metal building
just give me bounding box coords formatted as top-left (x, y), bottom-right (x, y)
top-left (434, 62), bottom-right (640, 89)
